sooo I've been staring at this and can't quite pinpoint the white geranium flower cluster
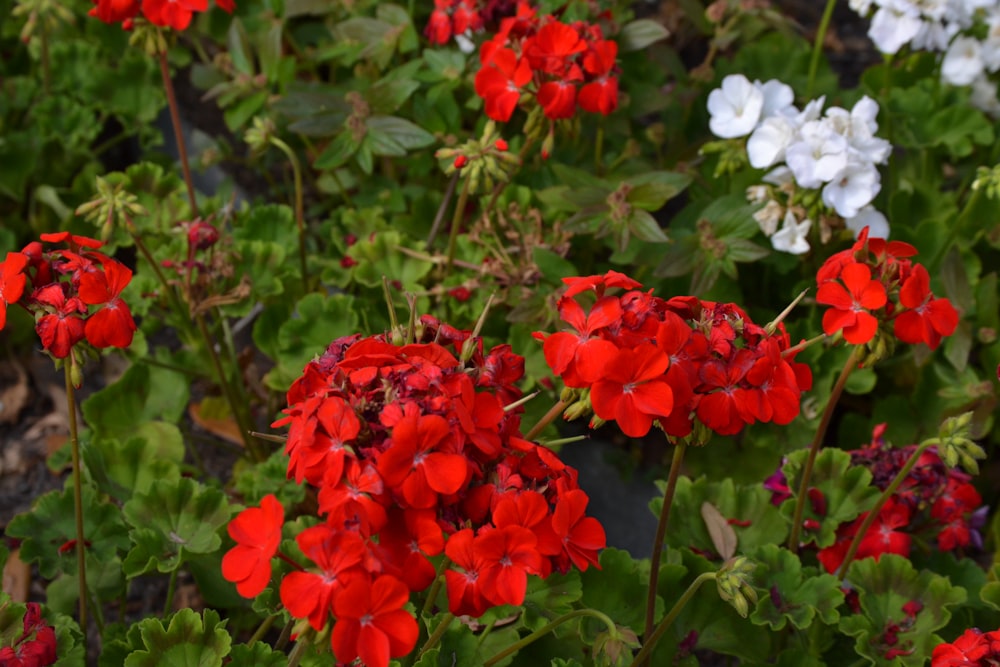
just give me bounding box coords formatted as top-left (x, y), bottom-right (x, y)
top-left (706, 74), bottom-right (892, 255)
top-left (851, 0), bottom-right (1000, 116)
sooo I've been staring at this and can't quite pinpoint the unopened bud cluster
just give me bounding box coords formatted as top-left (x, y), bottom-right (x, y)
top-left (716, 556), bottom-right (758, 618)
top-left (435, 121), bottom-right (520, 193)
top-left (934, 412), bottom-right (986, 475)
top-left (75, 176), bottom-right (148, 241)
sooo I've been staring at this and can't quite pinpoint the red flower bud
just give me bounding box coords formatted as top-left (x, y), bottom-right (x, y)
top-left (454, 155), bottom-right (469, 169)
top-left (495, 139), bottom-right (508, 151)
top-left (187, 221), bottom-right (220, 251)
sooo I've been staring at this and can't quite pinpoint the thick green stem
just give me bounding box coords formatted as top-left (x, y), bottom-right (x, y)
top-left (444, 174), bottom-right (472, 276)
top-left (420, 558), bottom-right (451, 619)
top-left (428, 172), bottom-right (459, 246)
top-left (594, 121), bottom-right (605, 175)
top-left (836, 441), bottom-right (934, 580)
top-left (524, 399), bottom-right (567, 441)
top-left (286, 638), bottom-right (308, 667)
top-left (482, 609), bottom-right (617, 667)
top-left (788, 346), bottom-right (862, 552)
top-left (270, 137), bottom-right (309, 292)
top-left (417, 612), bottom-right (454, 660)
top-left (642, 440), bottom-right (688, 664)
top-left (158, 49), bottom-right (199, 217)
top-left (630, 572), bottom-right (715, 667)
top-left (806, 0), bottom-right (837, 98)
top-left (64, 363), bottom-right (88, 655)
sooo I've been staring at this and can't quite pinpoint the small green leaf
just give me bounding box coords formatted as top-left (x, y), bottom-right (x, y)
top-left (366, 116), bottom-right (435, 151)
top-left (628, 210), bottom-right (669, 244)
top-left (7, 484), bottom-right (130, 579)
top-left (124, 608), bottom-right (231, 667)
top-left (228, 642), bottom-right (287, 666)
top-left (839, 554), bottom-right (966, 666)
top-left (780, 448), bottom-right (880, 548)
top-left (81, 363), bottom-right (189, 441)
top-left (522, 571), bottom-right (582, 631)
top-left (314, 132), bottom-right (360, 170)
top-left (122, 479), bottom-right (231, 575)
top-left (581, 548), bottom-right (661, 630)
top-left (749, 544), bottom-right (844, 630)
top-left (625, 171), bottom-right (691, 210)
top-left (619, 18), bottom-right (671, 51)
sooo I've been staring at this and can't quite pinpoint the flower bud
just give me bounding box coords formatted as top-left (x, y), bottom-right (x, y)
top-left (187, 221), bottom-right (220, 251)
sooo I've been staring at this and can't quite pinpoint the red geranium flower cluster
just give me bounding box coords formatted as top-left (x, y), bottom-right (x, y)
top-left (425, 0), bottom-right (485, 45)
top-left (0, 603), bottom-right (58, 667)
top-left (88, 0), bottom-right (233, 31)
top-left (534, 271), bottom-right (813, 439)
top-left (765, 424), bottom-right (986, 574)
top-left (474, 3), bottom-right (619, 121)
top-left (933, 627), bottom-right (1000, 666)
top-left (817, 227), bottom-right (959, 348)
top-left (221, 316), bottom-right (606, 667)
top-left (0, 233), bottom-right (137, 360)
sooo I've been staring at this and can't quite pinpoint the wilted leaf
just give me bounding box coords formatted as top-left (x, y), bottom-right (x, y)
top-left (620, 19), bottom-right (671, 52)
top-left (701, 502), bottom-right (737, 560)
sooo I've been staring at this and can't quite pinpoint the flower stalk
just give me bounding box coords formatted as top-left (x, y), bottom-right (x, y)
top-left (630, 571), bottom-right (715, 667)
top-left (64, 360), bottom-right (88, 655)
top-left (158, 49), bottom-right (198, 216)
top-left (788, 345), bottom-right (862, 552)
top-left (482, 608), bottom-right (618, 667)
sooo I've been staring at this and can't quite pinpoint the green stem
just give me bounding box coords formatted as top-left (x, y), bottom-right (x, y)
top-left (249, 613), bottom-right (280, 646)
top-left (524, 399), bottom-right (567, 441)
top-left (836, 441), bottom-right (934, 581)
top-left (806, 0), bottom-right (837, 98)
top-left (788, 346), bottom-right (862, 552)
top-left (270, 137), bottom-right (309, 292)
top-left (444, 174), bottom-right (472, 276)
top-left (64, 362), bottom-right (88, 655)
top-left (194, 314), bottom-right (257, 455)
top-left (286, 638), bottom-right (308, 667)
top-left (629, 572), bottom-right (715, 667)
top-left (158, 49), bottom-right (199, 217)
top-left (163, 555), bottom-right (181, 618)
top-left (428, 172), bottom-right (459, 246)
top-left (420, 557), bottom-right (451, 619)
top-left (482, 609), bottom-right (617, 667)
top-left (417, 613), bottom-right (455, 660)
top-left (642, 440), bottom-right (688, 664)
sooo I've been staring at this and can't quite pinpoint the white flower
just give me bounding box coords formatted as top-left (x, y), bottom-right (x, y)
top-left (771, 210), bottom-right (812, 254)
top-left (970, 75), bottom-right (1000, 117)
top-left (763, 166), bottom-right (794, 186)
top-left (746, 184), bottom-right (769, 203)
top-left (845, 206), bottom-right (890, 239)
top-left (455, 31), bottom-right (477, 54)
top-left (850, 0), bottom-right (874, 14)
top-left (707, 74), bottom-right (765, 138)
top-left (753, 200), bottom-right (784, 236)
top-left (756, 79), bottom-right (795, 119)
top-left (942, 36), bottom-right (984, 85)
top-left (747, 115), bottom-right (796, 169)
top-left (826, 97), bottom-right (892, 164)
top-left (822, 160), bottom-right (881, 218)
top-left (869, 3), bottom-right (923, 54)
top-left (784, 120), bottom-right (849, 188)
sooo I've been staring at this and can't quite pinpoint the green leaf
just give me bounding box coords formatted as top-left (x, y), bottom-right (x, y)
top-left (368, 79), bottom-right (420, 115)
top-left (845, 367), bottom-right (877, 395)
top-left (779, 448), bottom-right (880, 548)
top-left (839, 554), bottom-right (966, 666)
top-left (655, 477), bottom-right (789, 557)
top-left (350, 230), bottom-right (432, 290)
top-left (628, 210), bottom-right (669, 244)
top-left (581, 548), bottom-right (661, 631)
top-left (532, 247), bottom-right (577, 284)
top-left (522, 571), bottom-right (582, 631)
top-left (275, 292), bottom-right (359, 375)
top-left (228, 642), bottom-right (287, 666)
top-left (85, 436), bottom-right (182, 502)
top-left (6, 484), bottom-right (130, 579)
top-left (367, 116), bottom-right (435, 151)
top-left (314, 132), bottom-right (360, 170)
top-left (233, 448), bottom-right (306, 508)
top-left (122, 479), bottom-right (231, 576)
top-left (124, 608), bottom-right (231, 667)
top-left (619, 18), bottom-right (671, 51)
top-left (749, 544), bottom-right (844, 630)
top-left (625, 171), bottom-right (691, 210)
top-left (81, 363), bottom-right (189, 441)
top-left (926, 105), bottom-right (995, 157)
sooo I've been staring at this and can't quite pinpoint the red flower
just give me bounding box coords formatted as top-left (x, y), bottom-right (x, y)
top-left (425, 0), bottom-right (453, 44)
top-left (0, 252), bottom-right (29, 330)
top-left (893, 264), bottom-right (958, 350)
top-left (32, 284), bottom-right (86, 359)
top-left (377, 409), bottom-right (468, 509)
top-left (537, 80), bottom-right (579, 120)
top-left (540, 295), bottom-right (621, 387)
top-left (590, 343), bottom-right (674, 438)
top-left (332, 575), bottom-right (419, 667)
top-left (141, 0), bottom-right (208, 30)
top-left (478, 525), bottom-right (544, 606)
top-left (816, 261), bottom-right (887, 344)
top-left (548, 489), bottom-right (605, 571)
top-left (578, 40), bottom-right (618, 115)
top-left (444, 528), bottom-right (491, 617)
top-left (88, 0), bottom-right (141, 24)
top-left (222, 494), bottom-right (284, 598)
top-left (475, 47), bottom-right (532, 122)
top-left (78, 259), bottom-right (136, 350)
top-left (525, 21), bottom-right (586, 76)
top-left (932, 628), bottom-right (997, 667)
top-left (695, 350), bottom-right (758, 436)
top-left (280, 525), bottom-right (368, 631)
